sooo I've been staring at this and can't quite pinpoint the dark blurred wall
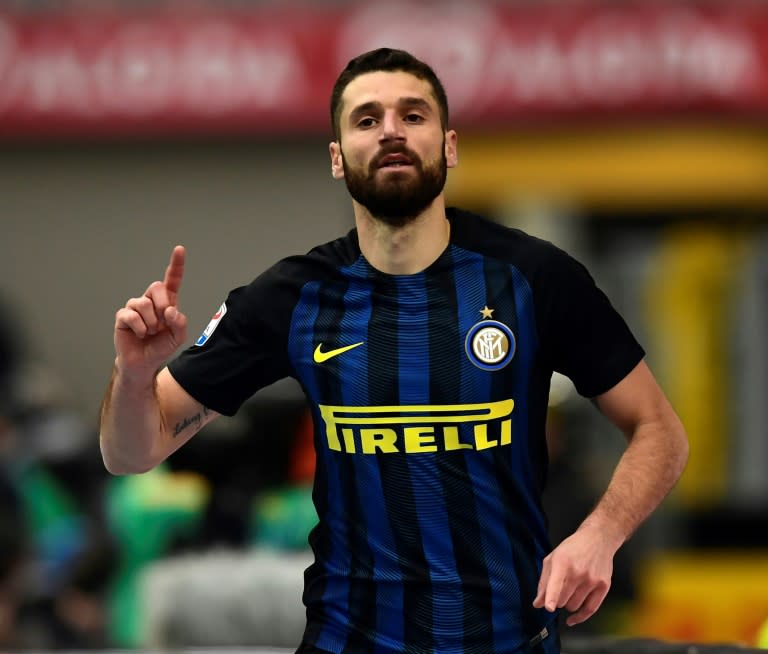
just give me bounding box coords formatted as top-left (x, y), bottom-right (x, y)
top-left (0, 138), bottom-right (352, 423)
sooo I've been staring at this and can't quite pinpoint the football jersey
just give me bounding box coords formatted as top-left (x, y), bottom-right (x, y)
top-left (168, 207), bottom-right (644, 654)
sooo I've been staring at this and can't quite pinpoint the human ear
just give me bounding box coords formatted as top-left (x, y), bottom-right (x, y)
top-left (445, 130), bottom-right (458, 168)
top-left (329, 141), bottom-right (345, 179)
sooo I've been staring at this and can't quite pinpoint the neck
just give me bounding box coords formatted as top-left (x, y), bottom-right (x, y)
top-left (354, 197), bottom-right (450, 275)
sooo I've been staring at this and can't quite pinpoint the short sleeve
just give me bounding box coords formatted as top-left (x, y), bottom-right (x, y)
top-left (167, 274), bottom-right (294, 416)
top-left (541, 249), bottom-right (645, 398)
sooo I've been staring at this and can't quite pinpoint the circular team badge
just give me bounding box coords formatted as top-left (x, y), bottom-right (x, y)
top-left (465, 320), bottom-right (516, 371)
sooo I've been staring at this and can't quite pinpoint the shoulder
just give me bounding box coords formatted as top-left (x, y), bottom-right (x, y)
top-left (210, 229), bottom-right (360, 325)
top-left (447, 207), bottom-right (582, 277)
top-left (306, 227), bottom-right (361, 263)
top-left (248, 228), bottom-right (361, 291)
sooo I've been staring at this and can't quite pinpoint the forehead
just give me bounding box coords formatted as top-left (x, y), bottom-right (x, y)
top-left (340, 70), bottom-right (438, 115)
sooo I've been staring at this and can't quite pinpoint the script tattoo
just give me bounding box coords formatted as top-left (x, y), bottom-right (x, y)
top-left (173, 406), bottom-right (211, 438)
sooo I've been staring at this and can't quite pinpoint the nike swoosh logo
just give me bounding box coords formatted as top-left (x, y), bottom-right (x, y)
top-left (313, 341), bottom-right (365, 363)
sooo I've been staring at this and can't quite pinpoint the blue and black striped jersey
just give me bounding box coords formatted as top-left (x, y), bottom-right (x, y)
top-left (168, 207), bottom-right (644, 654)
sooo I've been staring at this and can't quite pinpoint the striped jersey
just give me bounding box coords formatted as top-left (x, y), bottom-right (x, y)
top-left (168, 207), bottom-right (644, 654)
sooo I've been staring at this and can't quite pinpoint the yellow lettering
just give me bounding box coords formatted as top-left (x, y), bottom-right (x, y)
top-left (500, 419), bottom-right (511, 446)
top-left (326, 424), bottom-right (342, 451)
top-left (403, 426), bottom-right (438, 453)
top-left (474, 423), bottom-right (498, 450)
top-left (443, 426), bottom-right (472, 451)
top-left (341, 428), bottom-right (356, 453)
top-left (361, 428), bottom-right (398, 454)
top-left (318, 400), bottom-right (515, 455)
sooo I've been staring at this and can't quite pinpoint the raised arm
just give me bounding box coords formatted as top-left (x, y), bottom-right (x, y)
top-left (533, 359), bottom-right (688, 625)
top-left (99, 246), bottom-right (219, 475)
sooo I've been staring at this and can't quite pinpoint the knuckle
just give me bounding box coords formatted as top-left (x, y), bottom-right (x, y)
top-left (127, 296), bottom-right (149, 310)
top-left (116, 308), bottom-right (135, 325)
top-left (587, 576), bottom-right (608, 594)
top-left (570, 563), bottom-right (586, 578)
top-left (145, 280), bottom-right (165, 298)
top-left (557, 553), bottom-right (574, 569)
top-left (580, 571), bottom-right (597, 586)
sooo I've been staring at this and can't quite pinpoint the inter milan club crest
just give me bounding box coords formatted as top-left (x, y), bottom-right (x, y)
top-left (464, 306), bottom-right (516, 371)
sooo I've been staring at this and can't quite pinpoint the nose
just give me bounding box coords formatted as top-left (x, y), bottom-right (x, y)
top-left (379, 109), bottom-right (405, 143)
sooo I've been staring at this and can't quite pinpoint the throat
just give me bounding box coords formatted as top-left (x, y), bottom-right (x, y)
top-left (361, 213), bottom-right (451, 275)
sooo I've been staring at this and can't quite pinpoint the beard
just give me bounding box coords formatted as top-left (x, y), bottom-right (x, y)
top-left (342, 142), bottom-right (448, 228)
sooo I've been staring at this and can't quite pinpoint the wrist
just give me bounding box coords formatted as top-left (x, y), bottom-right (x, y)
top-left (578, 512), bottom-right (627, 552)
top-left (113, 357), bottom-right (159, 390)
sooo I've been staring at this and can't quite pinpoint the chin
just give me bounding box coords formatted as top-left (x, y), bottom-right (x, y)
top-left (377, 167), bottom-right (415, 179)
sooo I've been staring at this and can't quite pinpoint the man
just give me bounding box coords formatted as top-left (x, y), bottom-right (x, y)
top-left (100, 48), bottom-right (688, 654)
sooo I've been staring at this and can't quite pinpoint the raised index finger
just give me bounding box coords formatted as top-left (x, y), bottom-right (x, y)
top-left (163, 245), bottom-right (185, 304)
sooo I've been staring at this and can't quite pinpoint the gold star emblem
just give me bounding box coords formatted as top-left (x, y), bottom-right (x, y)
top-left (480, 305), bottom-right (494, 319)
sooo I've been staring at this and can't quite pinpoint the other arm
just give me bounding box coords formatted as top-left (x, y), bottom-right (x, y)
top-left (99, 246), bottom-right (220, 474)
top-left (534, 359), bottom-right (688, 625)
top-left (100, 366), bottom-right (218, 474)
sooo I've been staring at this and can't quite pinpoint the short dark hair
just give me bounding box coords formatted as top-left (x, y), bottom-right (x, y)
top-left (330, 48), bottom-right (449, 141)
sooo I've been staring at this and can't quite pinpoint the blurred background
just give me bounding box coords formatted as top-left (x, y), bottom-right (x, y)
top-left (0, 0), bottom-right (767, 650)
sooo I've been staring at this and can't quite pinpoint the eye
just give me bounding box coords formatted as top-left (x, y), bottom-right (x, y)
top-left (356, 117), bottom-right (377, 128)
top-left (404, 113), bottom-right (425, 124)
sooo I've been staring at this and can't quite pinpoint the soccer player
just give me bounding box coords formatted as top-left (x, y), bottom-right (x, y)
top-left (99, 48), bottom-right (689, 654)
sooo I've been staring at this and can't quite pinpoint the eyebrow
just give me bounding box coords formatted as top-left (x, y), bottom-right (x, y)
top-left (348, 97), bottom-right (434, 125)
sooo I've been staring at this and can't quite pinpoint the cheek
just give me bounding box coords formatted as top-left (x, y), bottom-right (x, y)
top-left (349, 152), bottom-right (377, 177)
top-left (416, 137), bottom-right (445, 164)
top-left (423, 148), bottom-right (445, 169)
top-left (339, 144), bottom-right (366, 170)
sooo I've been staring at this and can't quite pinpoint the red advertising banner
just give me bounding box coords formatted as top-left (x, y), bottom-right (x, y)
top-left (1, 2), bottom-right (767, 139)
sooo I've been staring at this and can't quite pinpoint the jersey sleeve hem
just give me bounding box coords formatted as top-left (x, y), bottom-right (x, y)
top-left (166, 359), bottom-right (239, 417)
top-left (572, 344), bottom-right (645, 399)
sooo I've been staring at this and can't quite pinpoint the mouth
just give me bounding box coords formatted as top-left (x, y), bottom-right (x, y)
top-left (377, 153), bottom-right (414, 169)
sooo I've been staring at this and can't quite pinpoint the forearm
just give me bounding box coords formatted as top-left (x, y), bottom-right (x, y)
top-left (99, 362), bottom-right (166, 475)
top-left (535, 362), bottom-right (686, 624)
top-left (580, 414), bottom-right (688, 549)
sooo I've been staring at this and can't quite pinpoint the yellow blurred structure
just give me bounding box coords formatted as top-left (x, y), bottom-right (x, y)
top-left (447, 126), bottom-right (768, 211)
top-left (629, 552), bottom-right (768, 646)
top-left (756, 615), bottom-right (768, 649)
top-left (644, 228), bottom-right (752, 506)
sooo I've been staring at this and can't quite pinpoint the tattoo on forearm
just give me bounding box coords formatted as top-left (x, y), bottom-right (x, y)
top-left (172, 406), bottom-right (211, 437)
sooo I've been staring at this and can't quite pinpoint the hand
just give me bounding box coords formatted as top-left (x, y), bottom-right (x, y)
top-left (114, 245), bottom-right (188, 380)
top-left (532, 524), bottom-right (617, 626)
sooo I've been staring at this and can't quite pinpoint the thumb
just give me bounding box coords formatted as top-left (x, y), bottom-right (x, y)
top-left (164, 305), bottom-right (188, 344)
